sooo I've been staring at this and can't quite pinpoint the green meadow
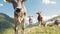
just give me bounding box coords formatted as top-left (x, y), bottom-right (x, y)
top-left (0, 13), bottom-right (60, 34)
top-left (0, 26), bottom-right (60, 34)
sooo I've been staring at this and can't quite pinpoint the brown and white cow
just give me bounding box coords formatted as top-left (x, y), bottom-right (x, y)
top-left (45, 20), bottom-right (55, 26)
top-left (28, 15), bottom-right (33, 27)
top-left (4, 0), bottom-right (27, 34)
top-left (45, 20), bottom-right (60, 26)
top-left (36, 12), bottom-right (43, 27)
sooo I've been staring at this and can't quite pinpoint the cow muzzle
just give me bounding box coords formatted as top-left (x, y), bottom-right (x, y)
top-left (15, 8), bottom-right (22, 12)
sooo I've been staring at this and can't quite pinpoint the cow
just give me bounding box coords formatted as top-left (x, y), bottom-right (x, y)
top-left (45, 20), bottom-right (55, 26)
top-left (45, 20), bottom-right (60, 26)
top-left (4, 0), bottom-right (27, 34)
top-left (28, 15), bottom-right (33, 27)
top-left (36, 12), bottom-right (43, 27)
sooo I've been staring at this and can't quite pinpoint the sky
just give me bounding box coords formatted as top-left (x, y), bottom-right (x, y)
top-left (0, 0), bottom-right (60, 23)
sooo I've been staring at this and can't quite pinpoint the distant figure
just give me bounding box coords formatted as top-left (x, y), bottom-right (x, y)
top-left (54, 20), bottom-right (60, 26)
top-left (45, 20), bottom-right (55, 26)
top-left (28, 15), bottom-right (33, 27)
top-left (45, 20), bottom-right (60, 26)
top-left (36, 12), bottom-right (43, 27)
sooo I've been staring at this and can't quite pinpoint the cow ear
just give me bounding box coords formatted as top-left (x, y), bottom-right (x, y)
top-left (36, 13), bottom-right (38, 14)
top-left (4, 0), bottom-right (11, 3)
top-left (22, 0), bottom-right (27, 2)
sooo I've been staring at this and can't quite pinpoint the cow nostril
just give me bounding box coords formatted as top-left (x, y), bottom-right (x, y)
top-left (15, 8), bottom-right (21, 12)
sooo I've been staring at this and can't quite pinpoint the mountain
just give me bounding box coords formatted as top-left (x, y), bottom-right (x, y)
top-left (0, 13), bottom-right (14, 34)
top-left (47, 15), bottom-right (60, 22)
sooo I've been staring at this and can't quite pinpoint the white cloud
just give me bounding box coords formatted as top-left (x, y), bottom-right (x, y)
top-left (10, 16), bottom-right (14, 18)
top-left (42, 0), bottom-right (56, 4)
top-left (0, 4), bottom-right (3, 7)
top-left (43, 16), bottom-right (51, 21)
top-left (43, 15), bottom-right (58, 21)
top-left (33, 17), bottom-right (37, 23)
top-left (51, 1), bottom-right (56, 4)
top-left (4, 0), bottom-right (6, 2)
top-left (26, 17), bottom-right (29, 24)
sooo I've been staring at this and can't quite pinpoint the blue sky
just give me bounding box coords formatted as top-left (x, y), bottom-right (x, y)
top-left (0, 0), bottom-right (60, 21)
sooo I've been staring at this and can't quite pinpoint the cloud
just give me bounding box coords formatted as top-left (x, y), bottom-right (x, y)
top-left (43, 15), bottom-right (58, 21)
top-left (4, 0), bottom-right (6, 2)
top-left (42, 0), bottom-right (56, 4)
top-left (43, 16), bottom-right (51, 21)
top-left (10, 16), bottom-right (14, 18)
top-left (0, 4), bottom-right (3, 7)
top-left (33, 17), bottom-right (37, 23)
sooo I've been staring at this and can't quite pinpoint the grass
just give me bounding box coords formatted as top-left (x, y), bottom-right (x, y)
top-left (0, 26), bottom-right (60, 34)
top-left (25, 26), bottom-right (60, 34)
top-left (0, 13), bottom-right (60, 34)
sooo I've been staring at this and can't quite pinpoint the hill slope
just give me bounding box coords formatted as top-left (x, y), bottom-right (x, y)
top-left (47, 15), bottom-right (60, 21)
top-left (0, 13), bottom-right (14, 34)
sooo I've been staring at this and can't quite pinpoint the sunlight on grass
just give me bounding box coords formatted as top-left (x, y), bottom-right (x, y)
top-left (0, 26), bottom-right (60, 34)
